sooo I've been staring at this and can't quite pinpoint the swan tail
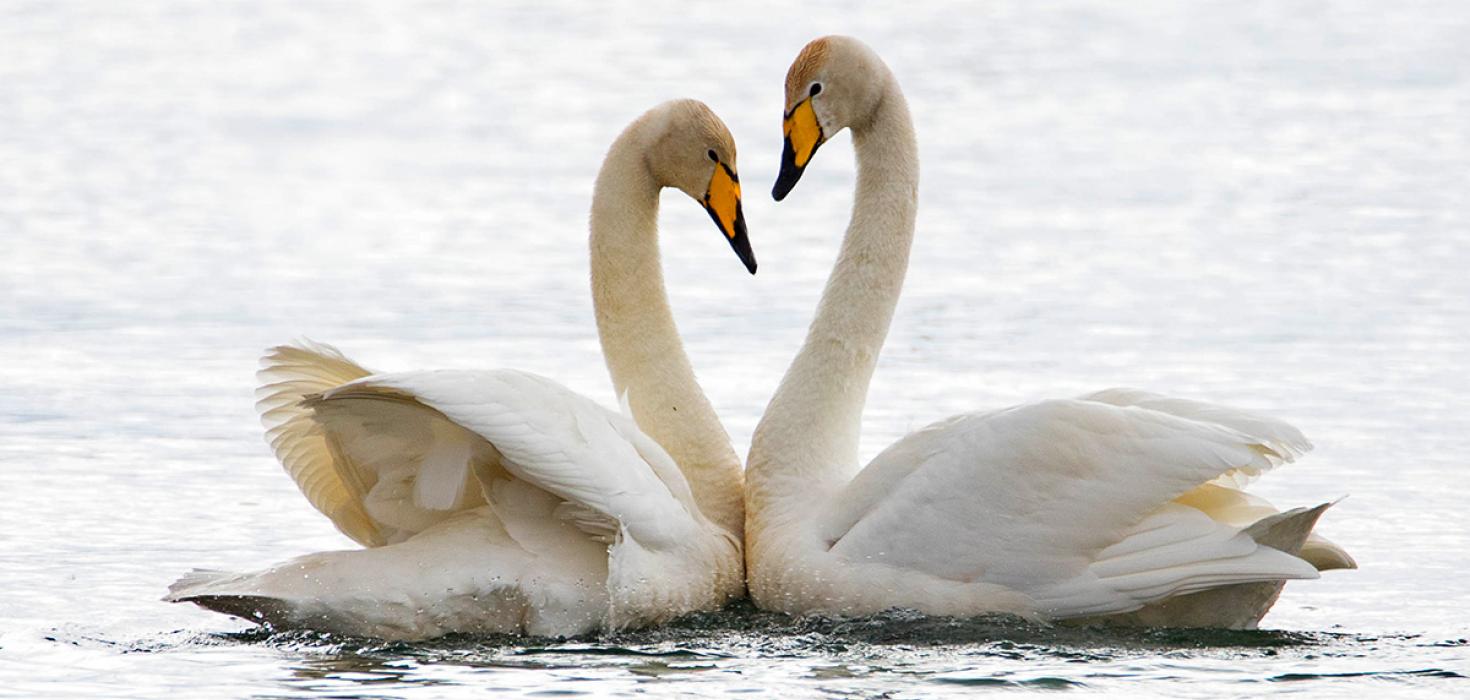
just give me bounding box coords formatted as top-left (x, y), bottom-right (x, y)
top-left (1302, 532), bottom-right (1357, 571)
top-left (1074, 502), bottom-right (1342, 629)
top-left (1271, 499), bottom-right (1355, 571)
top-left (167, 592), bottom-right (296, 629)
top-left (166, 574), bottom-right (395, 637)
top-left (255, 341), bottom-right (384, 547)
top-left (164, 511), bottom-right (615, 640)
top-left (165, 568), bottom-right (233, 598)
top-left (164, 557), bottom-right (588, 641)
top-left (1036, 503), bottom-right (1318, 624)
top-left (1243, 500), bottom-right (1356, 573)
top-left (1241, 502), bottom-right (1330, 554)
top-left (164, 568), bottom-right (301, 628)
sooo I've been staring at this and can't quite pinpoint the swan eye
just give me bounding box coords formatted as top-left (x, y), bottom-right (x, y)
top-left (707, 149), bottom-right (719, 162)
top-left (809, 82), bottom-right (823, 97)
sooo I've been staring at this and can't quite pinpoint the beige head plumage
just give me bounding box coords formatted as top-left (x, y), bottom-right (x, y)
top-left (779, 36), bottom-right (891, 129)
top-left (784, 37), bottom-right (833, 109)
top-left (625, 99), bottom-right (752, 272)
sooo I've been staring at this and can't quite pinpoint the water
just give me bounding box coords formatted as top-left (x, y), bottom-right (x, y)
top-left (2, 1), bottom-right (1467, 696)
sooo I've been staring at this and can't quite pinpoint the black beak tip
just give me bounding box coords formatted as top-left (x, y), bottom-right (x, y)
top-left (735, 218), bottom-right (756, 275)
top-left (772, 181), bottom-right (791, 202)
top-left (772, 137), bottom-right (805, 202)
top-left (772, 162), bottom-right (803, 201)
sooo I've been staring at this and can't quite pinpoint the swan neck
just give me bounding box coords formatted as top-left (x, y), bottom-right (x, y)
top-left (747, 75), bottom-right (918, 513)
top-left (589, 132), bottom-right (744, 538)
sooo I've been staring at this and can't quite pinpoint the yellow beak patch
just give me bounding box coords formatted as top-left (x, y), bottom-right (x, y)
top-left (783, 98), bottom-right (823, 168)
top-left (705, 163), bottom-right (742, 239)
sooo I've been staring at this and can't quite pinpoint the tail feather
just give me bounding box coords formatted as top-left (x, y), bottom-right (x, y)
top-left (172, 593), bottom-right (297, 628)
top-left (1242, 502), bottom-right (1330, 551)
top-left (162, 514), bottom-right (590, 640)
top-left (164, 568), bottom-right (296, 628)
top-left (164, 568), bottom-right (232, 599)
top-left (1092, 502), bottom-right (1342, 629)
top-left (1244, 501), bottom-right (1355, 570)
top-left (1302, 533), bottom-right (1357, 571)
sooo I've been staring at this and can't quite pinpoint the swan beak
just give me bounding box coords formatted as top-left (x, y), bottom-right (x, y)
top-left (773, 98), bottom-right (823, 201)
top-left (703, 162), bottom-right (756, 274)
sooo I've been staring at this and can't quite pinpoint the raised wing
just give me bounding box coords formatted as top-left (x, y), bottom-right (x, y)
top-left (820, 396), bottom-right (1320, 618)
top-left (313, 369), bottom-right (705, 551)
top-left (1079, 388), bottom-right (1311, 489)
top-left (1083, 388), bottom-right (1353, 571)
top-left (255, 342), bottom-right (381, 545)
top-left (256, 342), bottom-right (703, 551)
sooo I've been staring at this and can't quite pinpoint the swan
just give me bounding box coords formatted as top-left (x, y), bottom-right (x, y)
top-left (165, 99), bottom-right (754, 640)
top-left (745, 36), bottom-right (1355, 629)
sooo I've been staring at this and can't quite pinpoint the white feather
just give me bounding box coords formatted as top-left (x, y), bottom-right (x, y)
top-left (814, 398), bottom-right (1323, 619)
top-left (168, 342), bottom-right (740, 639)
top-left (411, 425), bottom-right (473, 511)
top-left (169, 101), bottom-right (750, 640)
top-left (746, 37), bottom-right (1351, 628)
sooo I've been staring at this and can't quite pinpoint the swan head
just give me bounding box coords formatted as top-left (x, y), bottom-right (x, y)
top-left (642, 99), bottom-right (756, 274)
top-left (773, 36), bottom-right (890, 201)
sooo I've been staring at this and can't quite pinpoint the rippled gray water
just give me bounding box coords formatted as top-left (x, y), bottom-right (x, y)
top-left (2, 1), bottom-right (1468, 697)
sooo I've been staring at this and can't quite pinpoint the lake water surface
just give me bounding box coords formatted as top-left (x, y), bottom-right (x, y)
top-left (2, 1), bottom-right (1468, 697)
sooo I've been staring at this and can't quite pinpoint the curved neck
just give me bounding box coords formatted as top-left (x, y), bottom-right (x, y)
top-left (747, 77), bottom-right (919, 521)
top-left (589, 130), bottom-right (744, 538)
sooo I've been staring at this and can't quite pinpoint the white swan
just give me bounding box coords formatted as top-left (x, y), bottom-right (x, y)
top-left (746, 36), bottom-right (1355, 629)
top-left (166, 99), bottom-right (754, 640)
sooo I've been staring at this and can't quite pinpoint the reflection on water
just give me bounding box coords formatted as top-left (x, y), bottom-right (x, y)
top-left (3, 0), bottom-right (1469, 697)
top-left (43, 605), bottom-right (1467, 697)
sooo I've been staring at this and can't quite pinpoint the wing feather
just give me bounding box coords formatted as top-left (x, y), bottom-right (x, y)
top-left (321, 369), bottom-right (703, 550)
top-left (254, 341), bottom-right (382, 546)
top-left (1079, 388), bottom-right (1311, 488)
top-left (823, 397), bottom-right (1319, 618)
top-left (256, 343), bottom-right (703, 552)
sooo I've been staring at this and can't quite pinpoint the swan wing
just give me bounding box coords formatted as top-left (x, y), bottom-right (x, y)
top-left (255, 341), bottom-right (381, 546)
top-left (1082, 389), bottom-right (1354, 571)
top-left (311, 369), bottom-right (705, 551)
top-left (821, 397), bottom-right (1320, 618)
top-left (1078, 388), bottom-right (1310, 488)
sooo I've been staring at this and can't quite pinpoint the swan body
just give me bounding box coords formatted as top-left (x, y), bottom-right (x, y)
top-left (168, 100), bottom-right (754, 639)
top-left (746, 36), bottom-right (1354, 628)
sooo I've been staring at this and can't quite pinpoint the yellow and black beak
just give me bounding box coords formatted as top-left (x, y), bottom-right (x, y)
top-left (702, 160), bottom-right (756, 274)
top-left (772, 98), bottom-right (824, 201)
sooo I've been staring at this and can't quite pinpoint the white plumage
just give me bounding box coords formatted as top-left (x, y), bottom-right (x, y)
top-left (166, 344), bottom-right (738, 639)
top-left (166, 100), bottom-right (751, 639)
top-left (754, 389), bottom-right (1351, 626)
top-left (745, 36), bottom-right (1353, 628)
